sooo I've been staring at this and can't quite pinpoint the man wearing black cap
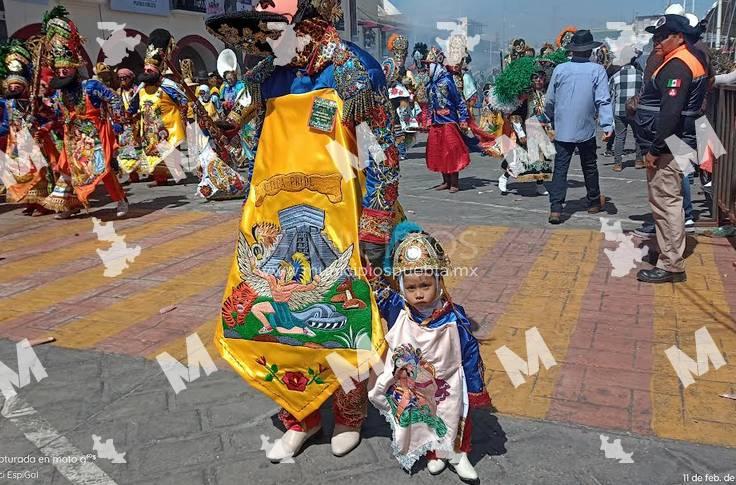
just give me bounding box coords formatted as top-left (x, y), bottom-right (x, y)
top-left (634, 15), bottom-right (708, 284)
top-left (544, 29), bottom-right (613, 224)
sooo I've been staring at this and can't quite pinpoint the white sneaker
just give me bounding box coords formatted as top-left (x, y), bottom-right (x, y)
top-left (498, 174), bottom-right (508, 193)
top-left (427, 458), bottom-right (447, 475)
top-left (116, 200), bottom-right (129, 218)
top-left (331, 423), bottom-right (361, 457)
top-left (536, 183), bottom-right (548, 196)
top-left (449, 452), bottom-right (478, 482)
top-left (685, 219), bottom-right (695, 233)
top-left (266, 426), bottom-right (321, 462)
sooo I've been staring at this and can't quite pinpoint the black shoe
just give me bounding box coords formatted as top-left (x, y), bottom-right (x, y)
top-left (548, 212), bottom-right (562, 224)
top-left (634, 223), bottom-right (656, 239)
top-left (636, 268), bottom-right (686, 284)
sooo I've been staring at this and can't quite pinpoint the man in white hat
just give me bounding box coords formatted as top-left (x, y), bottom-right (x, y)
top-left (217, 49), bottom-right (246, 116)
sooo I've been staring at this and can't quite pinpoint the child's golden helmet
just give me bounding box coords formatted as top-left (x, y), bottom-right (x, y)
top-left (386, 222), bottom-right (450, 277)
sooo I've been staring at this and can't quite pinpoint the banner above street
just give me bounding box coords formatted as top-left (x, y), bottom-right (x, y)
top-left (110, 0), bottom-right (171, 17)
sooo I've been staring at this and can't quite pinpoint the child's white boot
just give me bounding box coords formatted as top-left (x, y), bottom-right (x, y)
top-left (450, 452), bottom-right (478, 482)
top-left (427, 458), bottom-right (447, 475)
top-left (266, 426), bottom-right (321, 462)
top-left (331, 423), bottom-right (361, 457)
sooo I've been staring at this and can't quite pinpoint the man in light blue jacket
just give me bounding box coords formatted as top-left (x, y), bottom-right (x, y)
top-left (545, 30), bottom-right (614, 224)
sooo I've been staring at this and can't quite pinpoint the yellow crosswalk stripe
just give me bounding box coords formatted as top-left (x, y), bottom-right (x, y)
top-left (650, 239), bottom-right (736, 447)
top-left (50, 254), bottom-right (232, 349)
top-left (0, 218), bottom-right (239, 325)
top-left (479, 230), bottom-right (600, 418)
top-left (144, 226), bottom-right (508, 369)
top-left (146, 317), bottom-right (220, 363)
top-left (1, 217), bottom-right (109, 254)
top-left (441, 226), bottom-right (508, 290)
top-left (0, 211), bottom-right (209, 284)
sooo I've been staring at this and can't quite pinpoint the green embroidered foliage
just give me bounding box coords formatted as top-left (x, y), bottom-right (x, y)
top-left (0, 43), bottom-right (10, 81)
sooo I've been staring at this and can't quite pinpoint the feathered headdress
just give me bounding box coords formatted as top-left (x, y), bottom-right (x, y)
top-left (279, 252), bottom-right (312, 284)
top-left (412, 42), bottom-right (429, 66)
top-left (423, 46), bottom-right (445, 65)
top-left (491, 49), bottom-right (569, 113)
top-left (556, 26), bottom-right (578, 49)
top-left (145, 29), bottom-right (175, 70)
top-left (43, 6), bottom-right (83, 69)
top-left (387, 33), bottom-right (409, 66)
top-left (0, 39), bottom-right (32, 87)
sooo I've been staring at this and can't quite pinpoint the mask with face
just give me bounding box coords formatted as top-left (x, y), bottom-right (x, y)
top-left (4, 84), bottom-right (26, 98)
top-left (139, 71), bottom-right (161, 85)
top-left (49, 74), bottom-right (79, 90)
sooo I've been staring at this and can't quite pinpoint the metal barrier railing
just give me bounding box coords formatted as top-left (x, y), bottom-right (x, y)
top-left (713, 85), bottom-right (736, 224)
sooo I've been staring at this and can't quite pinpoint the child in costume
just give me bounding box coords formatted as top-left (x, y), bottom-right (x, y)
top-left (369, 222), bottom-right (491, 481)
top-left (391, 85), bottom-right (420, 160)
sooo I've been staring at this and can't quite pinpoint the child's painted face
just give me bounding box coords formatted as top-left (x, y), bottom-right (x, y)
top-left (402, 272), bottom-right (438, 311)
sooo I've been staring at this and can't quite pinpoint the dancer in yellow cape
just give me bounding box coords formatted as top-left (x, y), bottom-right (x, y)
top-left (206, 0), bottom-right (400, 462)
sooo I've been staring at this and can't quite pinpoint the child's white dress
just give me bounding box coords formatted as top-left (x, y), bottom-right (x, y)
top-left (369, 308), bottom-right (467, 470)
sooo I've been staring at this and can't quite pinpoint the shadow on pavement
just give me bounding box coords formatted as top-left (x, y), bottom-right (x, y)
top-left (460, 176), bottom-right (493, 190)
top-left (470, 409), bottom-right (508, 464)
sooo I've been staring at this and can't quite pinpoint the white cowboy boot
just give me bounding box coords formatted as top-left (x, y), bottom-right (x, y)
top-left (498, 173), bottom-right (508, 193)
top-left (331, 423), bottom-right (361, 457)
top-left (427, 458), bottom-right (447, 475)
top-left (449, 452), bottom-right (478, 482)
top-left (266, 425), bottom-right (321, 462)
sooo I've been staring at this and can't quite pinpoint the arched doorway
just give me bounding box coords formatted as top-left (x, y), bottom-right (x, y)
top-left (96, 29), bottom-right (148, 75)
top-left (177, 46), bottom-right (207, 81)
top-left (11, 23), bottom-right (94, 77)
top-left (173, 35), bottom-right (218, 82)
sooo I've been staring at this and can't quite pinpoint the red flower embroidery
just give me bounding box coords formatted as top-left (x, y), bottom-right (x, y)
top-left (384, 184), bottom-right (398, 204)
top-left (282, 371), bottom-right (309, 392)
top-left (255, 355), bottom-right (267, 366)
top-left (385, 146), bottom-right (399, 167)
top-left (370, 106), bottom-right (387, 127)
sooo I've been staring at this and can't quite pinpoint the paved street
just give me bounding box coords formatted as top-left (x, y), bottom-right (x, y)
top-left (0, 137), bottom-right (735, 485)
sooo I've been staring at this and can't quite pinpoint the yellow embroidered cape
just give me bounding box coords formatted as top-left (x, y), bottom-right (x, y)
top-left (216, 88), bottom-right (385, 420)
top-left (137, 86), bottom-right (186, 173)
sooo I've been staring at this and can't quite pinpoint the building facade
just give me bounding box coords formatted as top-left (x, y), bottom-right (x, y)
top-left (3, 0), bottom-right (231, 78)
top-left (2, 0), bottom-right (361, 79)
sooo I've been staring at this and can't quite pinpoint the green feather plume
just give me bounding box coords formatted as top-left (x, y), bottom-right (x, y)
top-left (42, 5), bottom-right (69, 33)
top-left (541, 48), bottom-right (569, 65)
top-left (383, 221), bottom-right (425, 275)
top-left (494, 49), bottom-right (569, 105)
top-left (494, 56), bottom-right (537, 104)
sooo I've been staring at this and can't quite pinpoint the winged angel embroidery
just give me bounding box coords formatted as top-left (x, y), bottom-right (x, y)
top-left (235, 227), bottom-right (354, 340)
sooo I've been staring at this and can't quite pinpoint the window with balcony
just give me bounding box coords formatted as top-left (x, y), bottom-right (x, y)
top-left (172, 0), bottom-right (206, 12)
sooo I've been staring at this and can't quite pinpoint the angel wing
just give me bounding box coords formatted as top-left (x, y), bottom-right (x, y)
top-left (236, 232), bottom-right (272, 299)
top-left (287, 244), bottom-right (354, 311)
top-left (254, 223), bottom-right (282, 263)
